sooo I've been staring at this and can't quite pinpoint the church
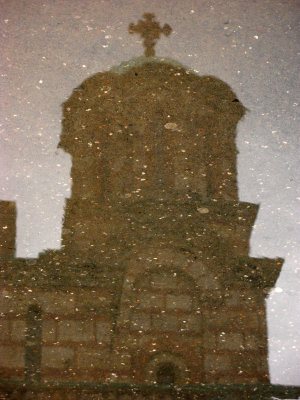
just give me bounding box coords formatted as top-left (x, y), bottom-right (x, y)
top-left (1, 13), bottom-right (297, 400)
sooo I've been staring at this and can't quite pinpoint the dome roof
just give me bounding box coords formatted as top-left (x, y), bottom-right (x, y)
top-left (59, 59), bottom-right (246, 202)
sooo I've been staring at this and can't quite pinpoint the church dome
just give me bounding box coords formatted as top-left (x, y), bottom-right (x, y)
top-left (59, 57), bottom-right (245, 202)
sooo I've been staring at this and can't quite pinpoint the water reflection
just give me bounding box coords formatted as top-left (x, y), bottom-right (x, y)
top-left (0, 11), bottom-right (299, 400)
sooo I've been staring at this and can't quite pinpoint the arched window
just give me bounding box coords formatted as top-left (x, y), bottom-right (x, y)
top-left (156, 361), bottom-right (177, 384)
top-left (146, 352), bottom-right (189, 385)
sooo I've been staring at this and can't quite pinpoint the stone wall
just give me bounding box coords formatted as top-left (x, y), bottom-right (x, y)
top-left (0, 279), bottom-right (269, 385)
top-left (0, 287), bottom-right (113, 382)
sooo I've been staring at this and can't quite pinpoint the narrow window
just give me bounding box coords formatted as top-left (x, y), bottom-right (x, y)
top-left (25, 304), bottom-right (42, 383)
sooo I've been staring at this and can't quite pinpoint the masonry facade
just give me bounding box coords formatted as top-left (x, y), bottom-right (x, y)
top-left (0, 59), bottom-right (283, 395)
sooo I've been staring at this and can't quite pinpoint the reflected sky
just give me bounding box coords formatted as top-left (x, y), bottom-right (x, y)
top-left (1, 0), bottom-right (299, 386)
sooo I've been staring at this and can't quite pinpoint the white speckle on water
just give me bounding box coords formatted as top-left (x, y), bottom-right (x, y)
top-left (164, 122), bottom-right (179, 131)
top-left (197, 207), bottom-right (209, 214)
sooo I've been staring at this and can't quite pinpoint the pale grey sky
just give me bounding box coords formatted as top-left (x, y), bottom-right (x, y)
top-left (1, 0), bottom-right (299, 385)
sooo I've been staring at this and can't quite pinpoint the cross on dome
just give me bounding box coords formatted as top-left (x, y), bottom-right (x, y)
top-left (129, 13), bottom-right (172, 57)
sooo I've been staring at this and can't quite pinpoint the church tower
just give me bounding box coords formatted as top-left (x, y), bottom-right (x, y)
top-left (57, 13), bottom-right (281, 384)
